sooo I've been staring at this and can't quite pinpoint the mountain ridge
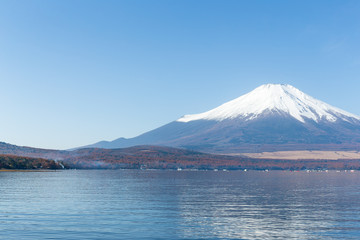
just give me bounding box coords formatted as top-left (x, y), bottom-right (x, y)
top-left (82, 84), bottom-right (360, 153)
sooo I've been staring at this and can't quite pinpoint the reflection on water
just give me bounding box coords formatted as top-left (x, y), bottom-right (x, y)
top-left (1, 170), bottom-right (360, 239)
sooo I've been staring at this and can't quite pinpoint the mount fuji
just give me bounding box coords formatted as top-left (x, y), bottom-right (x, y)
top-left (85, 84), bottom-right (360, 153)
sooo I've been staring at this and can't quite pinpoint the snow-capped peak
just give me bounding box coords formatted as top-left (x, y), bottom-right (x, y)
top-left (177, 84), bottom-right (360, 123)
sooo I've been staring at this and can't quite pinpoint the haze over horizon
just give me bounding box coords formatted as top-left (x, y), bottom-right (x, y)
top-left (1, 0), bottom-right (360, 150)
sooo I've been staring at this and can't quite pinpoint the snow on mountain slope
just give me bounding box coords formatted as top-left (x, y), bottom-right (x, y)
top-left (177, 84), bottom-right (360, 123)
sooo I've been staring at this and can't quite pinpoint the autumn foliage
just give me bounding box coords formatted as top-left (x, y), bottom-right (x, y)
top-left (62, 146), bottom-right (360, 170)
top-left (0, 155), bottom-right (66, 170)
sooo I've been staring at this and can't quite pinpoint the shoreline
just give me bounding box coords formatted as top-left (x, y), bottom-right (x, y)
top-left (0, 169), bottom-right (61, 172)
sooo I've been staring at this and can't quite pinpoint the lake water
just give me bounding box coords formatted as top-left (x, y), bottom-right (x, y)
top-left (1, 170), bottom-right (360, 239)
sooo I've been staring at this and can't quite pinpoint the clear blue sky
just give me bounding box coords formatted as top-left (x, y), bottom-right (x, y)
top-left (1, 0), bottom-right (360, 149)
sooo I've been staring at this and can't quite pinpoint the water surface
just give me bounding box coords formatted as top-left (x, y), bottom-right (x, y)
top-left (1, 170), bottom-right (360, 239)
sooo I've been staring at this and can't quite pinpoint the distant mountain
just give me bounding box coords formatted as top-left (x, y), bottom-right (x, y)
top-left (84, 84), bottom-right (360, 153)
top-left (0, 142), bottom-right (70, 159)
